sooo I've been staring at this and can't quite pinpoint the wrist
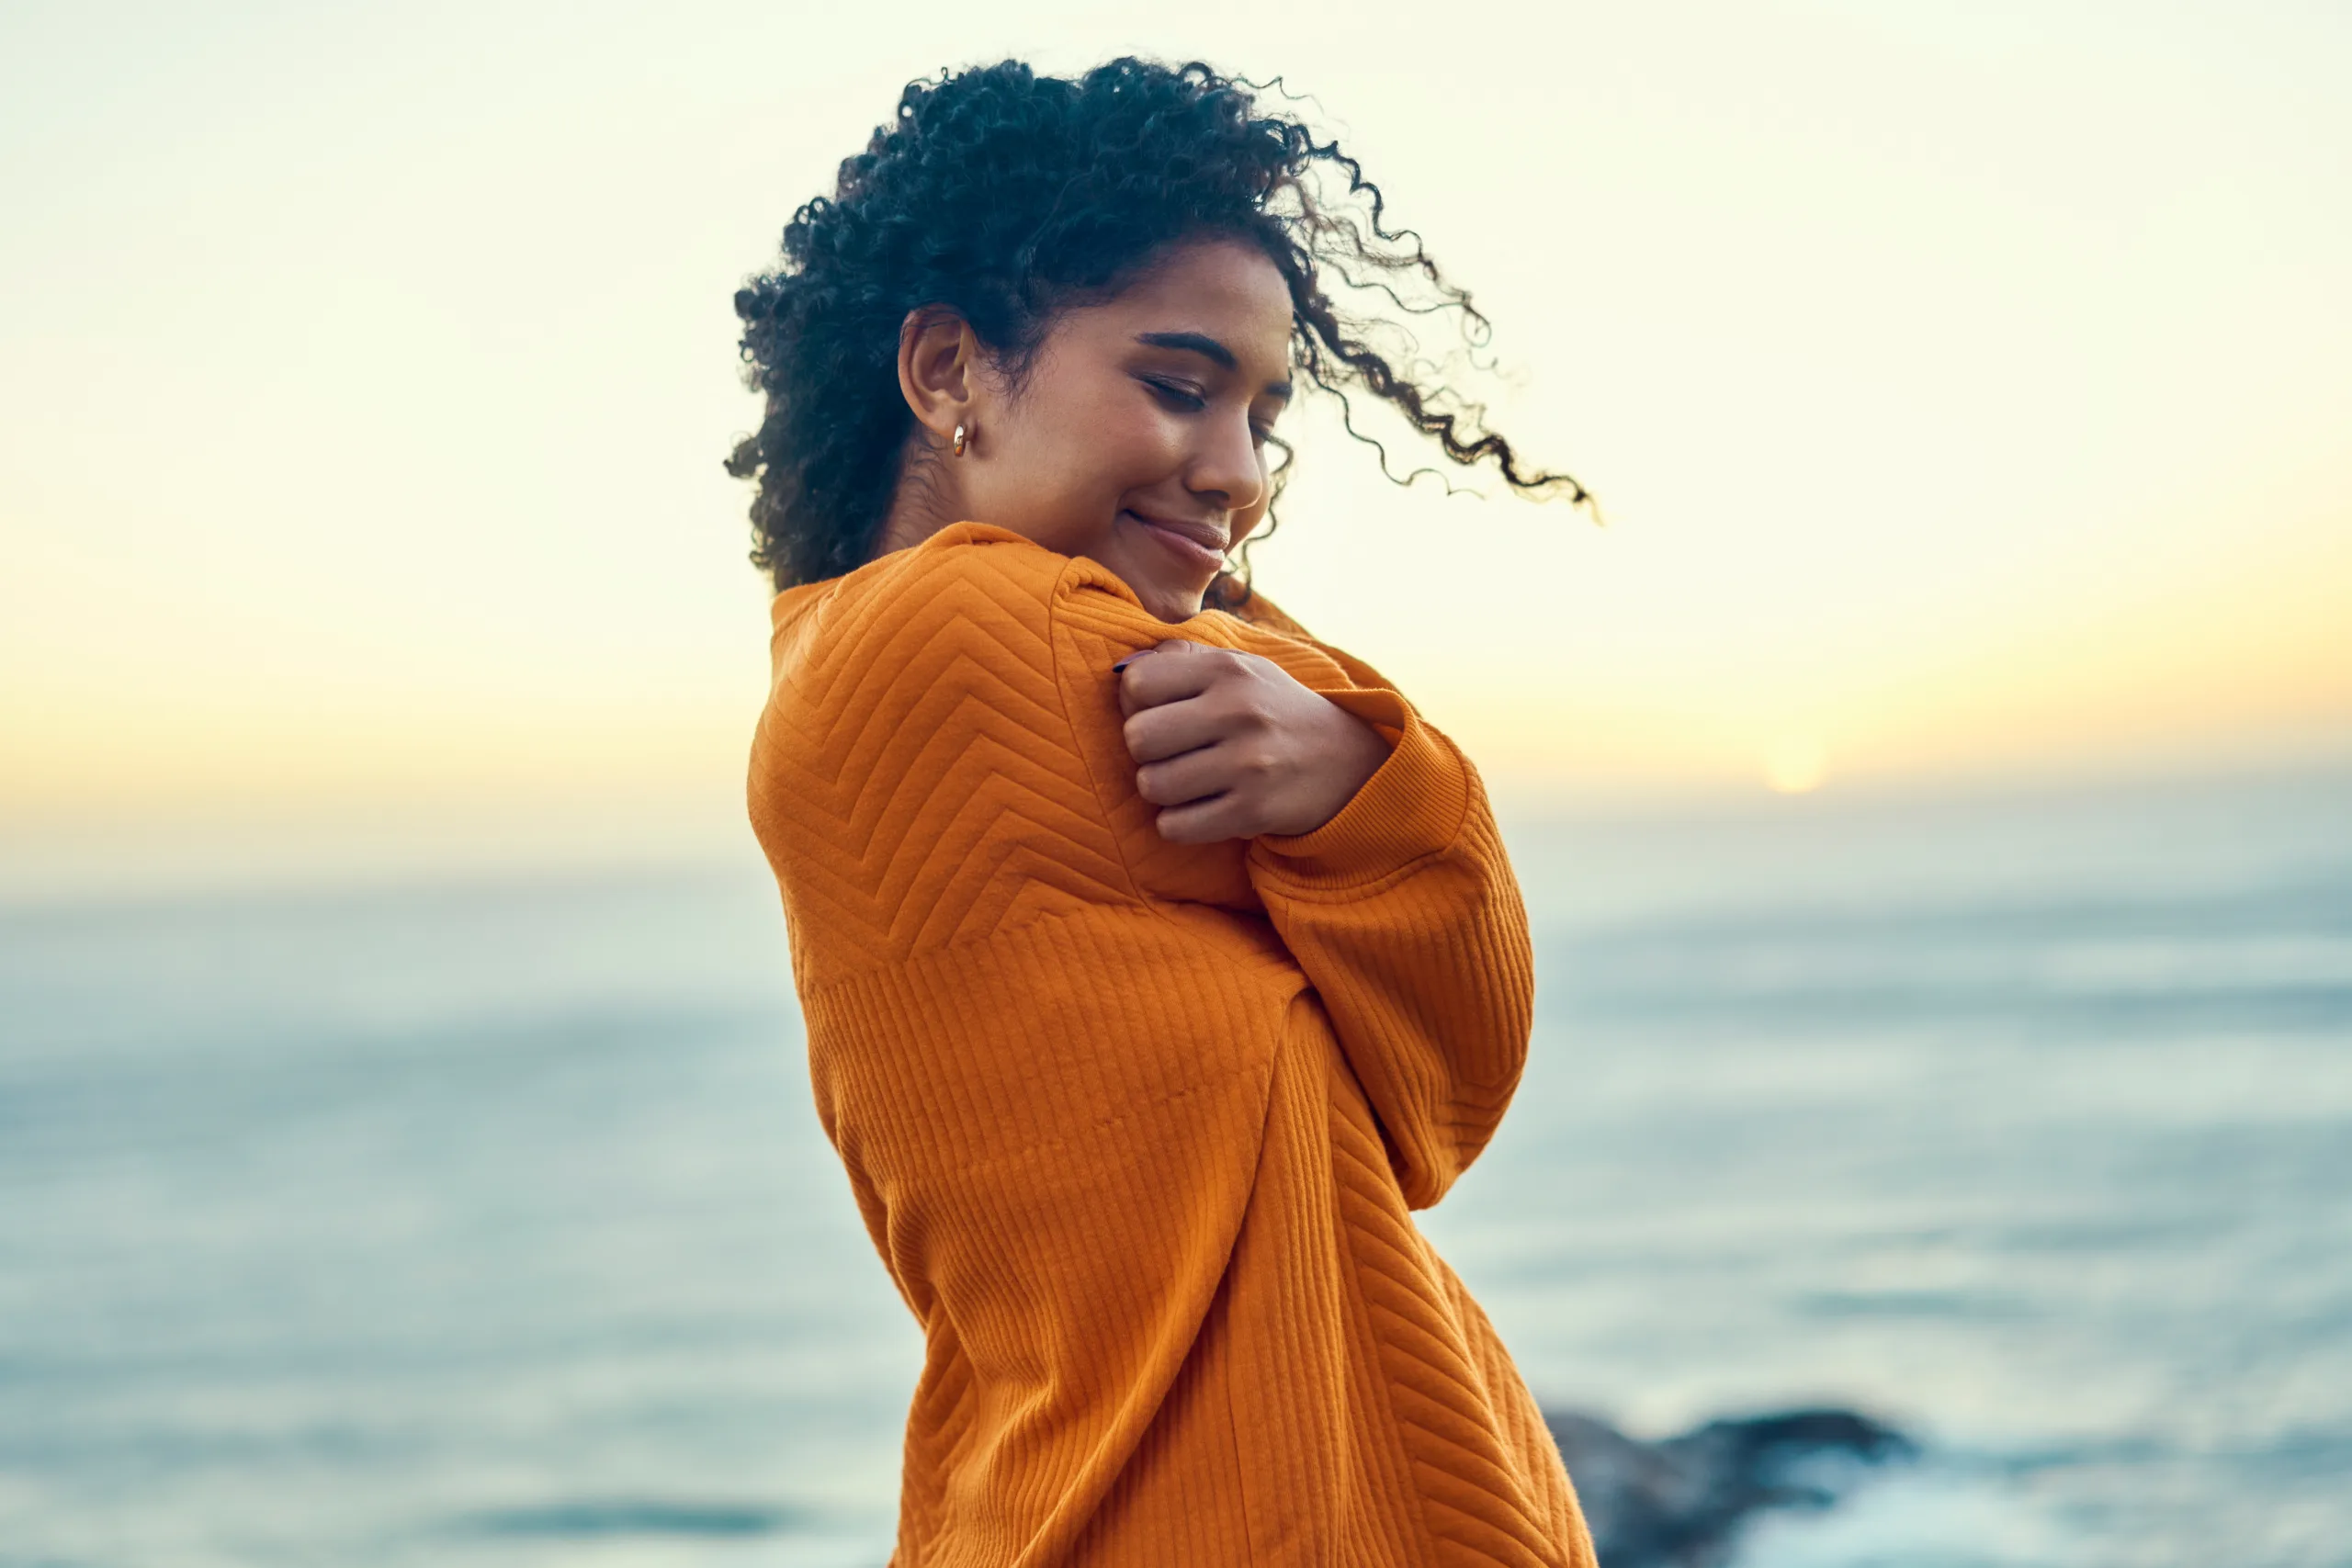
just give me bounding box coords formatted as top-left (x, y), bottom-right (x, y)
top-left (1269, 701), bottom-right (1392, 837)
top-left (1329, 706), bottom-right (1391, 807)
top-left (1251, 688), bottom-right (1472, 886)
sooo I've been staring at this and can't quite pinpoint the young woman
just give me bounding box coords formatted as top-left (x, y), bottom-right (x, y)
top-left (733, 58), bottom-right (1597, 1567)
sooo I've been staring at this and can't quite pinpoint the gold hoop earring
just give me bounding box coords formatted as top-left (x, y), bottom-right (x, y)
top-left (952, 423), bottom-right (970, 457)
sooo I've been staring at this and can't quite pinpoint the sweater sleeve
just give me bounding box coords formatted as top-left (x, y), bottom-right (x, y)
top-left (1244, 662), bottom-right (1536, 1212)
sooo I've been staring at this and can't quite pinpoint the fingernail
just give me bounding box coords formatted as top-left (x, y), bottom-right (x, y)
top-left (1111, 658), bottom-right (1134, 672)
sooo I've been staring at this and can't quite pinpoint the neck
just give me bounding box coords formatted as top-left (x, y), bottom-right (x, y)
top-left (869, 451), bottom-right (963, 562)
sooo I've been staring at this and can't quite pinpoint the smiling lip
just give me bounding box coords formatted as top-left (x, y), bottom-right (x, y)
top-left (1125, 510), bottom-right (1229, 570)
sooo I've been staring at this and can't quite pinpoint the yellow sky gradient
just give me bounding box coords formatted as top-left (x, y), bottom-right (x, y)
top-left (4, 1), bottom-right (2347, 841)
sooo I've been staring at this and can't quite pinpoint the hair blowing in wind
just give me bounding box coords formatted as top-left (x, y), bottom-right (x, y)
top-left (727, 56), bottom-right (1594, 601)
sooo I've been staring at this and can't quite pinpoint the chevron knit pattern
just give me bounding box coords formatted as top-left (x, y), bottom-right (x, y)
top-left (748, 521), bottom-right (1597, 1567)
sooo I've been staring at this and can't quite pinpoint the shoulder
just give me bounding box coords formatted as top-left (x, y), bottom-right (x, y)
top-left (767, 522), bottom-right (1078, 699)
top-left (786, 520), bottom-right (1069, 647)
top-left (750, 524), bottom-right (1143, 985)
top-left (755, 524), bottom-right (1107, 839)
top-left (766, 521), bottom-right (1384, 710)
top-left (871, 519), bottom-right (1072, 614)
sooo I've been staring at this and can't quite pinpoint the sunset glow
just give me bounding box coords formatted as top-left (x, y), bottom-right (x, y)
top-left (4, 3), bottom-right (2346, 841)
top-left (1763, 736), bottom-right (1829, 796)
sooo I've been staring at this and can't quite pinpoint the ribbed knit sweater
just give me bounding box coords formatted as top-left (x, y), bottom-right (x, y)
top-left (747, 521), bottom-right (1595, 1567)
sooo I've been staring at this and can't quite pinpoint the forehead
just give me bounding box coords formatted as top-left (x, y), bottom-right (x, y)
top-left (1065, 238), bottom-right (1295, 371)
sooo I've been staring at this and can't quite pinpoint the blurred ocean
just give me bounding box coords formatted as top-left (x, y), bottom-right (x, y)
top-left (3, 770), bottom-right (2347, 1568)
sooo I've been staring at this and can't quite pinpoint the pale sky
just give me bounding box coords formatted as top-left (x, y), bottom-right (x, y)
top-left (4, 0), bottom-right (2347, 842)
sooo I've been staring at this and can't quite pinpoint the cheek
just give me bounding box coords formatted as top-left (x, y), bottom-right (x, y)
top-left (1071, 393), bottom-right (1185, 483)
top-left (972, 356), bottom-right (1200, 539)
top-left (1012, 389), bottom-right (1185, 519)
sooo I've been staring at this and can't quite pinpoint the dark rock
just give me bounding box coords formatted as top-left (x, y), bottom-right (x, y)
top-left (1543, 1405), bottom-right (1916, 1567)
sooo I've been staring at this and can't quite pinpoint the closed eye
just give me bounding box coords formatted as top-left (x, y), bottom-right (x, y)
top-left (1140, 376), bottom-right (1206, 412)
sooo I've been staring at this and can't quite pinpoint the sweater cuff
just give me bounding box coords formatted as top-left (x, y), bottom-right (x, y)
top-left (1250, 687), bottom-right (1471, 886)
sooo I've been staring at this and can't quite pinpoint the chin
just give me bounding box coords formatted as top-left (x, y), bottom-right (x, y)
top-left (1139, 581), bottom-right (1208, 624)
top-left (1108, 556), bottom-right (1204, 623)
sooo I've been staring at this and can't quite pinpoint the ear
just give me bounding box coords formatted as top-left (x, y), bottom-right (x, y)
top-left (897, 308), bottom-right (982, 451)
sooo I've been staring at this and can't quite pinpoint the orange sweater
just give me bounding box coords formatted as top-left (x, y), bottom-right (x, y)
top-left (748, 521), bottom-right (1595, 1567)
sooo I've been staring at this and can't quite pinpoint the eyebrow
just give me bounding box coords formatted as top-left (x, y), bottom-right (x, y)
top-left (1135, 331), bottom-right (1293, 400)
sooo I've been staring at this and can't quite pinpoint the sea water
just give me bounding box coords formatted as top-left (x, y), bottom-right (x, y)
top-left (2, 770), bottom-right (2346, 1567)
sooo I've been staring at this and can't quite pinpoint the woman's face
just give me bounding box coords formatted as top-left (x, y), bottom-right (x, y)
top-left (927, 237), bottom-right (1295, 623)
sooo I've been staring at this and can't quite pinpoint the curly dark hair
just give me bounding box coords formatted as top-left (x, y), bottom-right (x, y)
top-left (728, 56), bottom-right (1592, 604)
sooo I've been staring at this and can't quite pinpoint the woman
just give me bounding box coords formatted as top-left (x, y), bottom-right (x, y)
top-left (733, 58), bottom-right (1598, 1567)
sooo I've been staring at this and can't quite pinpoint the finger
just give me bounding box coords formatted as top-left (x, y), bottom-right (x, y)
top-left (1154, 793), bottom-right (1248, 843)
top-left (1108, 637), bottom-right (1195, 679)
top-left (1121, 696), bottom-right (1229, 762)
top-left (1135, 743), bottom-right (1236, 807)
top-left (1114, 639), bottom-right (1218, 716)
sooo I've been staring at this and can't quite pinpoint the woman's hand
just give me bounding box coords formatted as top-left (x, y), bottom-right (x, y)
top-left (1113, 639), bottom-right (1393, 843)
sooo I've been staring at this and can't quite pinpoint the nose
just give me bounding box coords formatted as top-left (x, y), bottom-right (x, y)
top-left (1182, 406), bottom-right (1267, 518)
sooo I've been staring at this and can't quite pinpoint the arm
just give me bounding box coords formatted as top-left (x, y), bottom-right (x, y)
top-left (1245, 683), bottom-right (1534, 1211)
top-left (1109, 633), bottom-right (1535, 1211)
